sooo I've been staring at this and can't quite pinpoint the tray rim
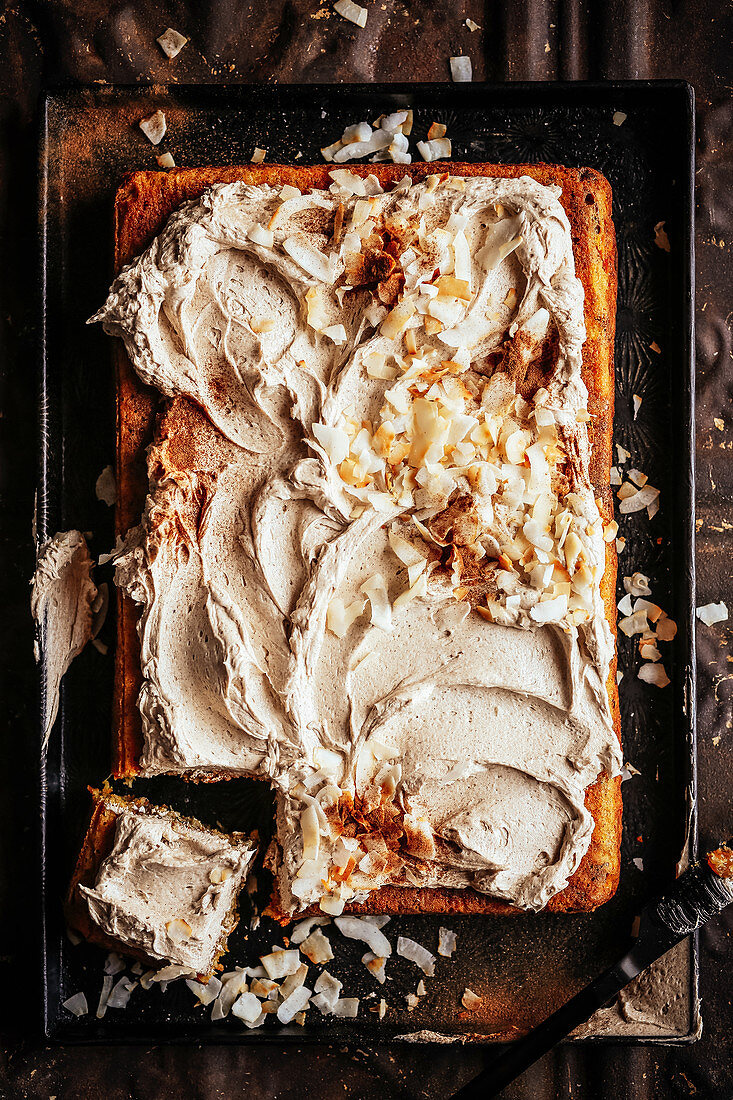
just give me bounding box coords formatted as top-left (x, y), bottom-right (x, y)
top-left (36, 78), bottom-right (698, 1046)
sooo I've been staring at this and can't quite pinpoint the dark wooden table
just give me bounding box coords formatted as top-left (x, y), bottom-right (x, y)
top-left (1, 2), bottom-right (731, 1096)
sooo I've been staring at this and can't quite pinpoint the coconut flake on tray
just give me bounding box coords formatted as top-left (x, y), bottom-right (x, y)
top-left (333, 0), bottom-right (368, 27)
top-left (461, 988), bottom-right (482, 1010)
top-left (157, 28), bottom-right (188, 58)
top-left (450, 55), bottom-right (473, 82)
top-left (321, 111), bottom-right (427, 166)
top-left (139, 110), bottom-right (166, 146)
top-left (62, 991), bottom-right (88, 1017)
top-left (397, 936), bottom-right (436, 976)
top-left (437, 927), bottom-right (458, 957)
top-left (696, 602), bottom-right (729, 626)
top-left (334, 914), bottom-right (392, 957)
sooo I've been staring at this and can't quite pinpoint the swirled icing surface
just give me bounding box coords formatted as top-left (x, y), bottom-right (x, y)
top-left (93, 171), bottom-right (621, 914)
top-left (80, 806), bottom-right (256, 974)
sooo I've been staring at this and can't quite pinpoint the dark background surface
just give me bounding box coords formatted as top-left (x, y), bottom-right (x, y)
top-left (1, 1), bottom-right (731, 1097)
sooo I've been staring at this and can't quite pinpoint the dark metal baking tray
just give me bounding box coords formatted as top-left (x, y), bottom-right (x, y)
top-left (37, 80), bottom-right (696, 1045)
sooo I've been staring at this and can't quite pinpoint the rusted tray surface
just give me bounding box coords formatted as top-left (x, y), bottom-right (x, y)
top-left (37, 81), bottom-right (696, 1044)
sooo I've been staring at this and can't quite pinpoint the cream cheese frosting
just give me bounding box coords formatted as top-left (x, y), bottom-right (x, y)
top-left (92, 170), bottom-right (621, 914)
top-left (80, 805), bottom-right (256, 974)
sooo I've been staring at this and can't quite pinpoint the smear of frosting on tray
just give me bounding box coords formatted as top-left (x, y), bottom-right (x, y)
top-left (31, 530), bottom-right (98, 750)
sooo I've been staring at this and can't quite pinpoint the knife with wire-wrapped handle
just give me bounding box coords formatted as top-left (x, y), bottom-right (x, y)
top-left (452, 844), bottom-right (733, 1100)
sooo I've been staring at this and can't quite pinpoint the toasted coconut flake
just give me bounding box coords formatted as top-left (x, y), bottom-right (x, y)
top-left (654, 221), bottom-right (671, 252)
top-left (278, 985), bottom-right (312, 1024)
top-left (104, 951), bottom-right (126, 975)
top-left (696, 601), bottom-right (729, 626)
top-left (334, 0), bottom-right (367, 26)
top-left (362, 952), bottom-right (387, 984)
top-left (613, 110), bottom-right (627, 126)
top-left (619, 609), bottom-right (649, 637)
top-left (319, 894), bottom-right (346, 916)
top-left (382, 299), bottom-right (416, 339)
top-left (291, 915), bottom-right (331, 945)
top-left (632, 393), bottom-right (642, 419)
top-left (261, 949), bottom-right (301, 980)
top-left (656, 615), bottom-right (678, 641)
top-left (628, 468), bottom-right (648, 488)
top-left (312, 970), bottom-right (343, 1014)
top-left (312, 422), bottom-right (349, 465)
top-left (305, 286), bottom-right (329, 332)
top-left (417, 138), bottom-right (452, 162)
top-left (322, 324), bottom-right (347, 345)
top-left (329, 168), bottom-right (367, 195)
top-left (342, 121), bottom-right (373, 145)
top-left (157, 28), bottom-right (188, 58)
top-left (300, 928), bottom-right (334, 965)
top-left (378, 997), bottom-right (387, 1018)
top-left (388, 527), bottom-right (425, 567)
top-left (393, 569), bottom-right (428, 610)
top-left (63, 992), bottom-right (88, 1017)
top-left (280, 962), bottom-right (309, 1000)
top-left (333, 997), bottom-right (360, 1017)
top-left (466, 18), bottom-right (480, 30)
top-left (397, 936), bottom-right (435, 976)
top-left (638, 662), bottom-right (670, 688)
top-left (283, 235), bottom-right (336, 282)
top-left (186, 975), bottom-right (222, 1007)
top-left (247, 223), bottom-right (274, 248)
top-left (618, 484), bottom-right (659, 514)
top-left (450, 55), bottom-right (473, 82)
top-left (139, 109), bottom-right (167, 145)
top-left (427, 122), bottom-right (447, 141)
top-left (617, 593), bottom-right (634, 617)
top-left (360, 573), bottom-right (392, 631)
top-left (321, 140), bottom-right (343, 162)
top-left (250, 147), bottom-right (267, 164)
top-left (326, 595), bottom-right (365, 638)
top-left (300, 802), bottom-right (321, 862)
top-left (603, 520), bottom-right (619, 542)
top-left (232, 991), bottom-right (263, 1024)
top-left (156, 152), bottom-right (175, 168)
top-left (624, 572), bottom-right (651, 597)
top-left (462, 988), bottom-right (482, 1010)
top-left (96, 975), bottom-right (114, 1019)
top-left (166, 918), bottom-right (192, 942)
top-left (335, 915), bottom-right (392, 957)
top-left (438, 927), bottom-right (457, 957)
top-left (640, 640), bottom-right (662, 662)
top-left (107, 977), bottom-right (137, 1009)
top-left (616, 537), bottom-right (626, 554)
top-left (333, 130), bottom-right (391, 162)
top-left (530, 594), bottom-right (567, 624)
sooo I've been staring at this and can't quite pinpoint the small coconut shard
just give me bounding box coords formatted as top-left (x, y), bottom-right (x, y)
top-left (251, 148), bottom-right (267, 164)
top-left (462, 988), bottom-right (482, 1010)
top-left (157, 28), bottom-right (188, 59)
top-left (95, 465), bottom-right (117, 506)
top-left (696, 602), bottom-right (729, 626)
top-left (139, 110), bottom-right (167, 146)
top-left (654, 220), bottom-right (671, 252)
top-left (334, 0), bottom-right (368, 27)
top-left (157, 152), bottom-right (176, 169)
top-left (32, 531), bottom-right (97, 752)
top-left (613, 111), bottom-right (627, 126)
top-left (450, 55), bottom-right (473, 82)
top-left (62, 991), bottom-right (88, 1017)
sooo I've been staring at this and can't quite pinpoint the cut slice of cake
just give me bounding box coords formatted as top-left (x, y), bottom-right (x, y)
top-left (65, 790), bottom-right (256, 977)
